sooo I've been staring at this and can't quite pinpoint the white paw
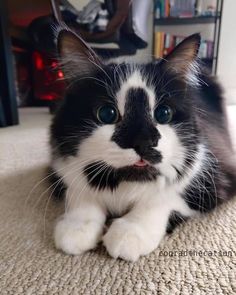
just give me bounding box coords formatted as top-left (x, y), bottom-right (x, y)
top-left (103, 219), bottom-right (157, 262)
top-left (54, 217), bottom-right (103, 255)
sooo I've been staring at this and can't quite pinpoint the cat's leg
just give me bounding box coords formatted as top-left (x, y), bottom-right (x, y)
top-left (103, 201), bottom-right (171, 261)
top-left (54, 201), bottom-right (106, 255)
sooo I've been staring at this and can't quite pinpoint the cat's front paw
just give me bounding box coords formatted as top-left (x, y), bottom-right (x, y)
top-left (54, 217), bottom-right (103, 255)
top-left (103, 218), bottom-right (157, 262)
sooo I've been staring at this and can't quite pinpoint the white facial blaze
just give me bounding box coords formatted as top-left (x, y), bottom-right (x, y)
top-left (155, 124), bottom-right (186, 181)
top-left (78, 125), bottom-right (139, 168)
top-left (116, 70), bottom-right (156, 116)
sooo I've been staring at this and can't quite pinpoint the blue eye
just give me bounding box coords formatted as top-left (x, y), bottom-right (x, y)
top-left (154, 105), bottom-right (173, 124)
top-left (97, 105), bottom-right (119, 124)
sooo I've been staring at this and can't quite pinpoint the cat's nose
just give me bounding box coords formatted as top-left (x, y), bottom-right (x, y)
top-left (133, 126), bottom-right (160, 151)
top-left (133, 137), bottom-right (157, 151)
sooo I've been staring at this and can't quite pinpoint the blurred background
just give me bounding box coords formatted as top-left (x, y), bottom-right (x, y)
top-left (0, 0), bottom-right (235, 127)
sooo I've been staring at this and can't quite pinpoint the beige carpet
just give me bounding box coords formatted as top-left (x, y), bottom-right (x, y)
top-left (1, 107), bottom-right (236, 294)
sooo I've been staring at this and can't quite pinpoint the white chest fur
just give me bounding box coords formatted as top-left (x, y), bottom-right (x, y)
top-left (52, 143), bottom-right (205, 217)
top-left (52, 143), bottom-right (205, 261)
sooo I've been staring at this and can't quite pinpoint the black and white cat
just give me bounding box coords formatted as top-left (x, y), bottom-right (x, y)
top-left (50, 30), bottom-right (236, 261)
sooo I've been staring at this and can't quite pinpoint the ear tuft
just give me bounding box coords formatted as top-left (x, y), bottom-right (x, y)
top-left (57, 29), bottom-right (102, 79)
top-left (164, 33), bottom-right (201, 85)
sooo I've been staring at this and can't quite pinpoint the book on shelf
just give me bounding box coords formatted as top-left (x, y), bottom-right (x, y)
top-left (154, 32), bottom-right (214, 60)
top-left (154, 0), bottom-right (216, 19)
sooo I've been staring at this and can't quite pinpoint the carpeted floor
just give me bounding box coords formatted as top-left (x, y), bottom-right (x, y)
top-left (1, 107), bottom-right (236, 294)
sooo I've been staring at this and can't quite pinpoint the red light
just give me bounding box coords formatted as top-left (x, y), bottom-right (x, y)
top-left (41, 94), bottom-right (55, 100)
top-left (51, 61), bottom-right (57, 68)
top-left (58, 70), bottom-right (64, 78)
top-left (33, 52), bottom-right (44, 70)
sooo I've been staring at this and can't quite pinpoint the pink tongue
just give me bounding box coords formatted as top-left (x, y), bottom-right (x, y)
top-left (134, 159), bottom-right (147, 167)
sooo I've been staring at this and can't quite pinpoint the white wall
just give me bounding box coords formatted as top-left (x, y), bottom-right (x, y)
top-left (134, 1), bottom-right (154, 61)
top-left (217, 0), bottom-right (236, 104)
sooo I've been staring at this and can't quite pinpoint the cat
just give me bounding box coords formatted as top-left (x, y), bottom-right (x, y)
top-left (49, 29), bottom-right (236, 261)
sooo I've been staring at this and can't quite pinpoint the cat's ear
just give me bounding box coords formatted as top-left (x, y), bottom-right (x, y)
top-left (163, 33), bottom-right (201, 84)
top-left (57, 29), bottom-right (103, 79)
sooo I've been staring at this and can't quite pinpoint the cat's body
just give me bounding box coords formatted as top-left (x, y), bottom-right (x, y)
top-left (50, 31), bottom-right (236, 261)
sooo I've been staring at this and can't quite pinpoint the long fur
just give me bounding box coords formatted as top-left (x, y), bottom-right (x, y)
top-left (49, 31), bottom-right (236, 261)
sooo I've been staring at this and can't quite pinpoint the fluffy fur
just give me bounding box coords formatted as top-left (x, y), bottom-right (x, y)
top-left (49, 31), bottom-right (236, 261)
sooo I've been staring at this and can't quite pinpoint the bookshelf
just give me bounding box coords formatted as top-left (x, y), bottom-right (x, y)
top-left (153, 0), bottom-right (224, 74)
top-left (155, 16), bottom-right (219, 25)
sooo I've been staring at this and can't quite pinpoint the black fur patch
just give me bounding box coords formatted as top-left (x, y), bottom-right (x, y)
top-left (48, 168), bottom-right (67, 200)
top-left (84, 161), bottom-right (159, 191)
top-left (50, 65), bottom-right (119, 157)
top-left (112, 87), bottom-right (162, 164)
top-left (166, 211), bottom-right (188, 234)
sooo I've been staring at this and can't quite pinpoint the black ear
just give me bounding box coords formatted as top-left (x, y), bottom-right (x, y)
top-left (164, 33), bottom-right (201, 80)
top-left (57, 29), bottom-right (102, 78)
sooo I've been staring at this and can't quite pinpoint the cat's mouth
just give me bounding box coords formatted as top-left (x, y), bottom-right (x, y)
top-left (133, 159), bottom-right (150, 168)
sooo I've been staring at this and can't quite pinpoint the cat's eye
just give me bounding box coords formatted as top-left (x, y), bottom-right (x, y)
top-left (154, 105), bottom-right (173, 124)
top-left (97, 105), bottom-right (119, 124)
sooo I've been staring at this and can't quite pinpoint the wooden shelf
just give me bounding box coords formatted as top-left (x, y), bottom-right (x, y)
top-left (155, 16), bottom-right (219, 26)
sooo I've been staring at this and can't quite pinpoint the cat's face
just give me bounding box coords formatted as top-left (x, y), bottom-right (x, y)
top-left (51, 31), bottom-right (201, 190)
